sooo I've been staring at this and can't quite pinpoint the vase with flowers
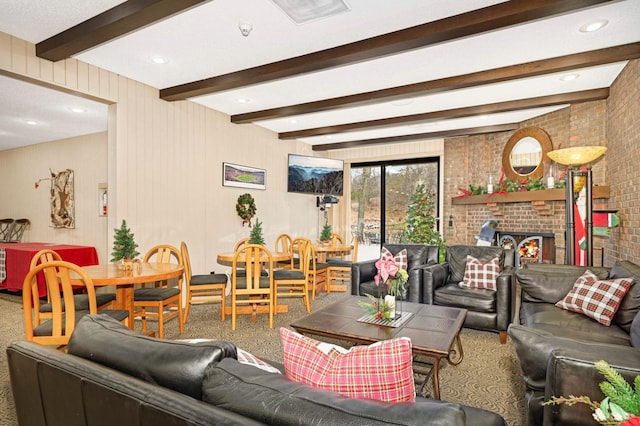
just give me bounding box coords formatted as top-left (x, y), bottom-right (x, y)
top-left (358, 256), bottom-right (408, 321)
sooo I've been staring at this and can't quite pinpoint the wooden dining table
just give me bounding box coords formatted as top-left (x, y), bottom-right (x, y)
top-left (313, 243), bottom-right (353, 264)
top-left (79, 262), bottom-right (184, 329)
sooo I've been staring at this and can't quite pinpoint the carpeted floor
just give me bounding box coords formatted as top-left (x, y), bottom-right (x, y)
top-left (0, 290), bottom-right (526, 425)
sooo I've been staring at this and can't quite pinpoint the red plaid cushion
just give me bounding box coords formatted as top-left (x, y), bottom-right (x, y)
top-left (555, 270), bottom-right (633, 326)
top-left (280, 327), bottom-right (415, 403)
top-left (459, 255), bottom-right (500, 290)
top-left (380, 247), bottom-right (408, 271)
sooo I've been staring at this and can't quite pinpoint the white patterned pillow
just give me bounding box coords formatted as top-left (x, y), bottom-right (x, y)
top-left (459, 255), bottom-right (500, 290)
top-left (555, 270), bottom-right (633, 326)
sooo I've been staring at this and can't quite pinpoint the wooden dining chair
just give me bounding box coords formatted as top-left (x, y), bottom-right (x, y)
top-left (133, 244), bottom-right (184, 338)
top-left (290, 236), bottom-right (308, 269)
top-left (307, 243), bottom-right (329, 299)
top-left (327, 236), bottom-right (359, 293)
top-left (230, 244), bottom-right (274, 330)
top-left (273, 241), bottom-right (311, 314)
top-left (29, 249), bottom-right (116, 325)
top-left (180, 241), bottom-right (227, 323)
top-left (22, 260), bottom-right (128, 348)
top-left (274, 233), bottom-right (293, 269)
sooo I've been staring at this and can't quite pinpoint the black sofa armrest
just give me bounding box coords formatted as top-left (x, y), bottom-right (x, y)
top-left (351, 259), bottom-right (378, 295)
top-left (422, 262), bottom-right (449, 304)
top-left (544, 347), bottom-right (640, 425)
top-left (495, 266), bottom-right (516, 331)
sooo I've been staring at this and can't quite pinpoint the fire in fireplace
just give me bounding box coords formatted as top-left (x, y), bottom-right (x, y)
top-left (496, 232), bottom-right (555, 268)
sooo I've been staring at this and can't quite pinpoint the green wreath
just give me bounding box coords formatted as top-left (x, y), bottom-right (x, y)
top-left (236, 193), bottom-right (256, 227)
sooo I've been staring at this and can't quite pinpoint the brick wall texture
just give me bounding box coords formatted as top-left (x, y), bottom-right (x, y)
top-left (443, 59), bottom-right (639, 266)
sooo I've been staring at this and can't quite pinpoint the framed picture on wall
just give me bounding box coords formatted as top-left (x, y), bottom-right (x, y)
top-left (223, 162), bottom-right (266, 190)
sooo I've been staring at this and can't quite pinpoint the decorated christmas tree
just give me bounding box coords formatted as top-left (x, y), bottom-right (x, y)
top-left (248, 218), bottom-right (265, 245)
top-left (406, 184), bottom-right (445, 260)
top-left (111, 219), bottom-right (140, 262)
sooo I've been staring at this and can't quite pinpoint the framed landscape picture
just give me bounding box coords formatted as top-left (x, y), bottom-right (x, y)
top-left (223, 162), bottom-right (266, 190)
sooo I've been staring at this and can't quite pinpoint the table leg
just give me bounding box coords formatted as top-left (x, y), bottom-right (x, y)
top-left (115, 285), bottom-right (135, 329)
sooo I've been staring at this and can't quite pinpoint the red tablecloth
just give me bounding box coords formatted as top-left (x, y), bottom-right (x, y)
top-left (0, 243), bottom-right (99, 296)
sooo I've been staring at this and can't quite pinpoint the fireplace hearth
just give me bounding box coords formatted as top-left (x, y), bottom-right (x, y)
top-left (496, 231), bottom-right (555, 268)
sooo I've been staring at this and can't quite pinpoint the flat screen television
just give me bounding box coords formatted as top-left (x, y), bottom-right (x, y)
top-left (287, 154), bottom-right (344, 196)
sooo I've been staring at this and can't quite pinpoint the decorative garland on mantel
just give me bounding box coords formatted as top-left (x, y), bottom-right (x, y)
top-left (236, 193), bottom-right (256, 227)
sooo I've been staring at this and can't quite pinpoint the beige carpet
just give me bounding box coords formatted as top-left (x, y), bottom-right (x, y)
top-left (0, 290), bottom-right (526, 425)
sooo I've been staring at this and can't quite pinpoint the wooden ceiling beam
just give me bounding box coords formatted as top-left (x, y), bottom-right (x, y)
top-left (233, 43), bottom-right (640, 123)
top-left (36, 0), bottom-right (208, 62)
top-left (312, 124), bottom-right (519, 151)
top-left (280, 88), bottom-right (610, 140)
top-left (160, 0), bottom-right (612, 101)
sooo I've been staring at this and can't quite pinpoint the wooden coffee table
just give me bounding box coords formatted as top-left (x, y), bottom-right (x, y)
top-left (290, 296), bottom-right (467, 400)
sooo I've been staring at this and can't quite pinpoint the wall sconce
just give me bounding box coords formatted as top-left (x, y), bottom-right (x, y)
top-left (547, 146), bottom-right (607, 266)
top-left (316, 195), bottom-right (339, 211)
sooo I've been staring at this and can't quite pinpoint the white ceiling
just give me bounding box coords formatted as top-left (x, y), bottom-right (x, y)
top-left (0, 0), bottom-right (638, 151)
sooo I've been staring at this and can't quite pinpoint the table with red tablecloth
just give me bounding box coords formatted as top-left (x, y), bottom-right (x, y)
top-left (0, 243), bottom-right (99, 296)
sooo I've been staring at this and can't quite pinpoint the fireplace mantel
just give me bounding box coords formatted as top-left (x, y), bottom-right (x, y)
top-left (451, 185), bottom-right (610, 205)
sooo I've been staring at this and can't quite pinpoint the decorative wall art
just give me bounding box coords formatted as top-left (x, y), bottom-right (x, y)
top-left (35, 168), bottom-right (75, 228)
top-left (223, 162), bottom-right (266, 190)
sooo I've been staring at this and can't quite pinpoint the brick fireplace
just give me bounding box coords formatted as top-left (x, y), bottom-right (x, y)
top-left (495, 231), bottom-right (556, 268)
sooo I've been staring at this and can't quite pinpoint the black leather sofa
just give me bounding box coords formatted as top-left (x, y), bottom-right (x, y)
top-left (8, 314), bottom-right (507, 426)
top-left (508, 261), bottom-right (640, 425)
top-left (351, 243), bottom-right (439, 302)
top-left (422, 245), bottom-right (516, 343)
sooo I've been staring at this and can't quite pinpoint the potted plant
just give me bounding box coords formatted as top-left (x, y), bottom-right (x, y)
top-left (248, 218), bottom-right (265, 245)
top-left (320, 222), bottom-right (332, 244)
top-left (111, 219), bottom-right (140, 270)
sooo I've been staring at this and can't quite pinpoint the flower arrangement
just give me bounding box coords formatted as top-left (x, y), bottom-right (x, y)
top-left (543, 360), bottom-right (640, 425)
top-left (455, 168), bottom-right (566, 198)
top-left (358, 257), bottom-right (408, 321)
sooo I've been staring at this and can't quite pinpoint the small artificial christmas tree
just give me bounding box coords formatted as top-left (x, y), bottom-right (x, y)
top-left (248, 218), bottom-right (265, 245)
top-left (111, 219), bottom-right (140, 262)
top-left (320, 222), bottom-right (332, 242)
top-left (406, 184), bottom-right (445, 260)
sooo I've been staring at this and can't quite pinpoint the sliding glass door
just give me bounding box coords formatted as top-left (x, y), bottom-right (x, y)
top-left (351, 158), bottom-right (439, 260)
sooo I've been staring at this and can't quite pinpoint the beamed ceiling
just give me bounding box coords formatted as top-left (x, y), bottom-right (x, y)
top-left (1, 0), bottom-right (639, 151)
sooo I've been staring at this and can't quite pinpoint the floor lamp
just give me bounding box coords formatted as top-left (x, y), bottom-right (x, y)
top-left (547, 146), bottom-right (607, 266)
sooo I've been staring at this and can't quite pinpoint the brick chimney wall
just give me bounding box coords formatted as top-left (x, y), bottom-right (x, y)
top-left (443, 59), bottom-right (639, 266)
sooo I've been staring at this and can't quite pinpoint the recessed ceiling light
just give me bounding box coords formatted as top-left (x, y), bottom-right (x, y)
top-left (289, 119), bottom-right (298, 124)
top-left (25, 120), bottom-right (38, 125)
top-left (579, 19), bottom-right (608, 33)
top-left (560, 73), bottom-right (580, 82)
top-left (478, 115), bottom-right (489, 120)
top-left (70, 107), bottom-right (87, 113)
top-left (235, 97), bottom-right (252, 104)
top-left (152, 57), bottom-right (169, 64)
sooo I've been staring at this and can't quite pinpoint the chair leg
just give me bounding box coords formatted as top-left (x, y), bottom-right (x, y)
top-left (220, 291), bottom-right (226, 321)
top-left (177, 301), bottom-right (184, 334)
top-left (140, 308), bottom-right (148, 333)
top-left (184, 301), bottom-right (191, 324)
top-left (157, 305), bottom-right (164, 339)
top-left (232, 303), bottom-right (236, 330)
top-left (499, 331), bottom-right (507, 344)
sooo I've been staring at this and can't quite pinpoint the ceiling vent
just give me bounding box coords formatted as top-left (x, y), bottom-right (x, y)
top-left (271, 0), bottom-right (350, 24)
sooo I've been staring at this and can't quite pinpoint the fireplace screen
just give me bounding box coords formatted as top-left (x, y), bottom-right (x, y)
top-left (497, 232), bottom-right (555, 268)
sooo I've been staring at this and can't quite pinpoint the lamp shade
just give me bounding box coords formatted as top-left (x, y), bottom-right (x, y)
top-left (547, 146), bottom-right (607, 166)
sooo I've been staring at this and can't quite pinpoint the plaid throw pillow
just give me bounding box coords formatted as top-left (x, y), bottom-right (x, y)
top-left (379, 247), bottom-right (408, 271)
top-left (459, 255), bottom-right (500, 290)
top-left (280, 327), bottom-right (415, 403)
top-left (555, 270), bottom-right (634, 326)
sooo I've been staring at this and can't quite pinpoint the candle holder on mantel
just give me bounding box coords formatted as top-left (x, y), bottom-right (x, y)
top-left (546, 146), bottom-right (607, 266)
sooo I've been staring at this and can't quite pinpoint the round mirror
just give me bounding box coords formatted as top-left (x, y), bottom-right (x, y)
top-left (502, 127), bottom-right (553, 182)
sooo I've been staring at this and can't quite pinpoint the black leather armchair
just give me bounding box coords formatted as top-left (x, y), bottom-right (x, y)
top-left (351, 243), bottom-right (439, 303)
top-left (423, 245), bottom-right (516, 344)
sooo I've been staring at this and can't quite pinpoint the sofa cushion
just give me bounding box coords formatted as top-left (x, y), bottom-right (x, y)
top-left (459, 255), bottom-right (500, 290)
top-left (610, 260), bottom-right (640, 333)
top-left (508, 324), bottom-right (631, 392)
top-left (555, 270), bottom-right (633, 326)
top-left (435, 283), bottom-right (496, 313)
top-left (280, 327), bottom-right (415, 403)
top-left (382, 243), bottom-right (428, 272)
top-left (202, 357), bottom-right (468, 426)
top-left (519, 303), bottom-right (630, 346)
top-left (631, 313), bottom-right (640, 348)
top-left (67, 314), bottom-right (237, 400)
top-left (516, 265), bottom-right (609, 304)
